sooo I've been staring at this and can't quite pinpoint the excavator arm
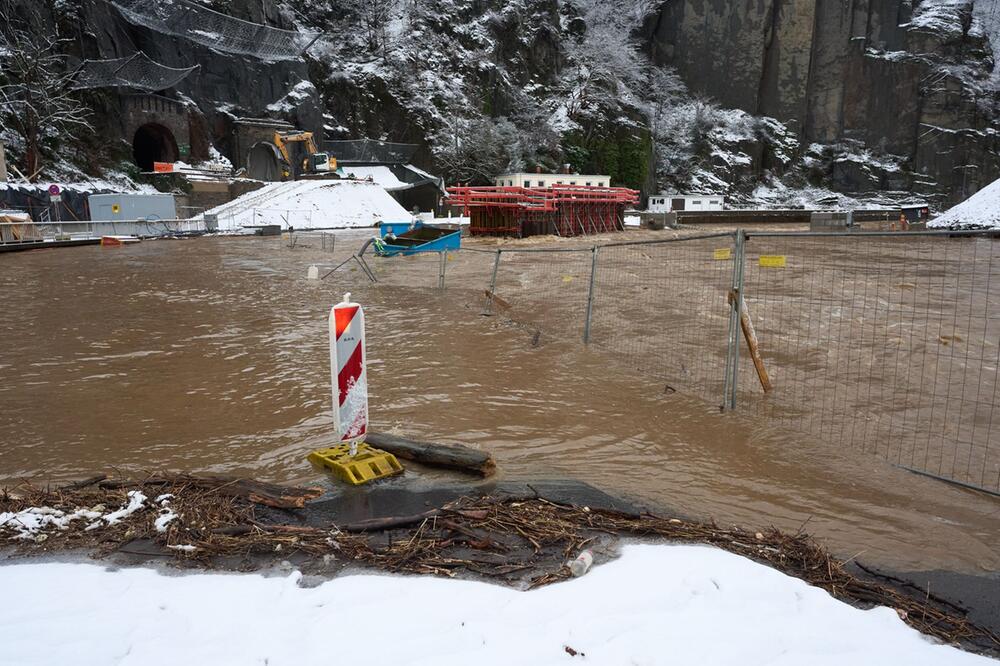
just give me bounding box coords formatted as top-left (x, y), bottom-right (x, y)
top-left (272, 131), bottom-right (333, 179)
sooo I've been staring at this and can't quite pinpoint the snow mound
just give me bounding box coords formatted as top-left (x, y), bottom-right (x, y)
top-left (203, 179), bottom-right (411, 232)
top-left (930, 178), bottom-right (1000, 229)
top-left (0, 544), bottom-right (988, 665)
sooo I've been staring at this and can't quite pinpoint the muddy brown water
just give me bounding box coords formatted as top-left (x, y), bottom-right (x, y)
top-left (1, 232), bottom-right (997, 574)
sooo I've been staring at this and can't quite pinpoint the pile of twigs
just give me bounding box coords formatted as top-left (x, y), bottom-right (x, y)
top-left (2, 476), bottom-right (997, 653)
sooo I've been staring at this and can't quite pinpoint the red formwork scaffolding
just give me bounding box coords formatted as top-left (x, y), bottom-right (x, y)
top-left (447, 185), bottom-right (640, 238)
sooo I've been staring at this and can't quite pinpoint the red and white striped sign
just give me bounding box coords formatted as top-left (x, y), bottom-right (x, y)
top-left (330, 293), bottom-right (368, 454)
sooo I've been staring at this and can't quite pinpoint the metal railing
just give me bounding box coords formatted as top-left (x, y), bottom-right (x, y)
top-left (324, 229), bottom-right (1000, 496)
top-left (0, 219), bottom-right (206, 245)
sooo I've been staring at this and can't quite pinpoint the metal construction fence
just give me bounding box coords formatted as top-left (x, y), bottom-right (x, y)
top-left (332, 229), bottom-right (1000, 496)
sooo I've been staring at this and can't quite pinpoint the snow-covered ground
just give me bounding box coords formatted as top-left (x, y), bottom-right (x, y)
top-left (930, 177), bottom-right (1000, 229)
top-left (200, 179), bottom-right (412, 231)
top-left (0, 544), bottom-right (988, 666)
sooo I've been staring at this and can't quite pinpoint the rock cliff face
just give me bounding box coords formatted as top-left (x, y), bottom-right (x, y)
top-left (641, 0), bottom-right (1000, 203)
top-left (5, 0), bottom-right (999, 205)
top-left (8, 0), bottom-right (323, 165)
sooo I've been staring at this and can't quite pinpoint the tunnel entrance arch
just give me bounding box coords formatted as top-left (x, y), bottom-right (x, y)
top-left (132, 123), bottom-right (179, 171)
top-left (247, 141), bottom-right (285, 182)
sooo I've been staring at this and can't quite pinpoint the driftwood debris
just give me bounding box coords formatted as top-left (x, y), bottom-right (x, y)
top-left (97, 474), bottom-right (323, 509)
top-left (366, 433), bottom-right (497, 477)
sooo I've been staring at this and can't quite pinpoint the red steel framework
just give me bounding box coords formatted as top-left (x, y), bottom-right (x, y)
top-left (447, 184), bottom-right (640, 238)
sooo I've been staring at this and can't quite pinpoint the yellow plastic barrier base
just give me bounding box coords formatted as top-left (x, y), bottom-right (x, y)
top-left (307, 442), bottom-right (403, 485)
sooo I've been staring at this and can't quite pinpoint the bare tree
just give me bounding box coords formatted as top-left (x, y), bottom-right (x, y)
top-left (0, 7), bottom-right (92, 181)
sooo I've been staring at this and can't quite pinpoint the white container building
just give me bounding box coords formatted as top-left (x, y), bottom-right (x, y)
top-left (648, 194), bottom-right (725, 213)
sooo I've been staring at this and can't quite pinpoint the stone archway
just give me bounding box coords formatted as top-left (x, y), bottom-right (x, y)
top-left (247, 141), bottom-right (284, 182)
top-left (133, 123), bottom-right (180, 171)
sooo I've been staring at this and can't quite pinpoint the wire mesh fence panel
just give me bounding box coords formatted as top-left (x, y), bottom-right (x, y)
top-left (72, 53), bottom-right (199, 92)
top-left (489, 249), bottom-right (596, 340)
top-left (368, 252), bottom-right (445, 290)
top-left (737, 232), bottom-right (1000, 494)
top-left (111, 0), bottom-right (320, 61)
top-left (588, 235), bottom-right (736, 405)
top-left (438, 249), bottom-right (505, 306)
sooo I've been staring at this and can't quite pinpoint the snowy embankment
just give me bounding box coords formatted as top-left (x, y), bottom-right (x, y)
top-left (0, 544), bottom-right (988, 666)
top-left (201, 179), bottom-right (411, 232)
top-left (929, 177), bottom-right (1000, 229)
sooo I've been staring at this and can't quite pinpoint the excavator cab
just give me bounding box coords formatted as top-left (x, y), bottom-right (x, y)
top-left (310, 152), bottom-right (331, 173)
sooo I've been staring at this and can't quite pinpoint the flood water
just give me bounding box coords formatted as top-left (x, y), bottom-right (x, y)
top-left (1, 234), bottom-right (997, 573)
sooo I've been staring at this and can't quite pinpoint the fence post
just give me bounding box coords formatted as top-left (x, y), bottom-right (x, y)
top-left (583, 245), bottom-right (600, 344)
top-left (486, 249), bottom-right (502, 313)
top-left (723, 230), bottom-right (746, 410)
top-left (438, 251), bottom-right (447, 290)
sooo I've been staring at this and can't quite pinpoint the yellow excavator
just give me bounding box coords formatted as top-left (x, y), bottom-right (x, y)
top-left (273, 130), bottom-right (335, 180)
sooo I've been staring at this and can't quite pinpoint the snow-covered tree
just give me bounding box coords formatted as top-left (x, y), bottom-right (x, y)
top-left (432, 115), bottom-right (520, 183)
top-left (0, 7), bottom-right (92, 181)
top-left (558, 0), bottom-right (648, 122)
top-left (345, 0), bottom-right (400, 55)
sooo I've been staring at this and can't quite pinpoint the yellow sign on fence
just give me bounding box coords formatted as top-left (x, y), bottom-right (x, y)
top-left (759, 255), bottom-right (787, 268)
top-left (713, 248), bottom-right (732, 260)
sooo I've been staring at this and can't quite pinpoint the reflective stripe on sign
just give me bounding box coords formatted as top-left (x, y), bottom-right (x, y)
top-left (334, 305), bottom-right (359, 340)
top-left (329, 295), bottom-right (368, 446)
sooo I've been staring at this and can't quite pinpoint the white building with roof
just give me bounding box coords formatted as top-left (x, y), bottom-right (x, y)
top-left (495, 172), bottom-right (611, 188)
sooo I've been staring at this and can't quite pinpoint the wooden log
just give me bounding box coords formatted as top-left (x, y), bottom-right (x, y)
top-left (728, 291), bottom-right (773, 393)
top-left (339, 508), bottom-right (442, 532)
top-left (365, 433), bottom-right (496, 477)
top-left (60, 474), bottom-right (108, 490)
top-left (483, 289), bottom-right (511, 311)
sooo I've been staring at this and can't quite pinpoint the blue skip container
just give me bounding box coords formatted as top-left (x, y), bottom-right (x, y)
top-left (376, 222), bottom-right (461, 257)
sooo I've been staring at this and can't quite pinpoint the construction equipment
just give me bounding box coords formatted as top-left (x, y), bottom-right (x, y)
top-left (272, 130), bottom-right (334, 180)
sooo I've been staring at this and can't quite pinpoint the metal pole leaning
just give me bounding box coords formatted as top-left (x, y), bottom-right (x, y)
top-left (438, 251), bottom-right (447, 290)
top-left (486, 249), bottom-right (502, 313)
top-left (724, 230), bottom-right (747, 410)
top-left (583, 245), bottom-right (600, 344)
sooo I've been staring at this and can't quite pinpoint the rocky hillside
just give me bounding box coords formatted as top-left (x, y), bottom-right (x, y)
top-left (2, 0), bottom-right (999, 207)
top-left (642, 0), bottom-right (1000, 204)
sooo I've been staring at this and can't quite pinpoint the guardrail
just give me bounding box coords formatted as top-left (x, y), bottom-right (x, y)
top-left (0, 218), bottom-right (206, 245)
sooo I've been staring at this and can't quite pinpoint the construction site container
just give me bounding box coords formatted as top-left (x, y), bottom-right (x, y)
top-left (89, 193), bottom-right (176, 222)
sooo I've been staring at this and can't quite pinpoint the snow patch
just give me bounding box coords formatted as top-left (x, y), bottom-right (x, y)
top-left (99, 490), bottom-right (147, 526)
top-left (154, 495), bottom-right (178, 533)
top-left (0, 507), bottom-right (102, 540)
top-left (0, 491), bottom-right (149, 539)
top-left (0, 544), bottom-right (989, 665)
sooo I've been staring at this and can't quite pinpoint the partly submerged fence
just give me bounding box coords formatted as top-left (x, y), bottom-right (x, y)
top-left (330, 229), bottom-right (1000, 496)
